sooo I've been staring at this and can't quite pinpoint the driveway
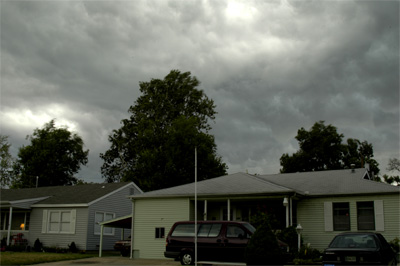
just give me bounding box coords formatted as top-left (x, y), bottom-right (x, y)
top-left (30, 257), bottom-right (180, 266)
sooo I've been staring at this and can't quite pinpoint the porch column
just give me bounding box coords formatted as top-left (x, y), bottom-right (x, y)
top-left (227, 199), bottom-right (231, 221)
top-left (6, 207), bottom-right (13, 246)
top-left (290, 197), bottom-right (293, 226)
top-left (99, 225), bottom-right (104, 257)
top-left (130, 200), bottom-right (135, 259)
top-left (283, 197), bottom-right (289, 228)
top-left (203, 200), bottom-right (207, 221)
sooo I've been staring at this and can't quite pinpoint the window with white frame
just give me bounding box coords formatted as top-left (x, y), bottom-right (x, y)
top-left (333, 202), bottom-right (350, 231)
top-left (94, 212), bottom-right (115, 235)
top-left (357, 201), bottom-right (375, 230)
top-left (324, 200), bottom-right (385, 232)
top-left (44, 210), bottom-right (75, 234)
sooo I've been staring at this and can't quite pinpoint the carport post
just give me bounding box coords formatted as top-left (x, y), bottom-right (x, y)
top-left (227, 199), bottom-right (230, 221)
top-left (99, 225), bottom-right (104, 257)
top-left (203, 200), bottom-right (207, 221)
top-left (6, 207), bottom-right (13, 246)
top-left (130, 200), bottom-right (135, 259)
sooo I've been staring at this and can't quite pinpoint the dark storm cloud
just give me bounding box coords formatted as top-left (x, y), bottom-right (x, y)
top-left (1, 0), bottom-right (398, 183)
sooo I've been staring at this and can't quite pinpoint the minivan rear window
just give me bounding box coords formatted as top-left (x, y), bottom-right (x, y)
top-left (171, 224), bottom-right (195, 237)
top-left (171, 223), bottom-right (222, 237)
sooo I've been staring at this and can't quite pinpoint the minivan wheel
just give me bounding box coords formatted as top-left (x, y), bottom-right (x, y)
top-left (180, 252), bottom-right (194, 265)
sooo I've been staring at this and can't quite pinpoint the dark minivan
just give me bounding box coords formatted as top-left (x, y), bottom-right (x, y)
top-left (164, 221), bottom-right (256, 265)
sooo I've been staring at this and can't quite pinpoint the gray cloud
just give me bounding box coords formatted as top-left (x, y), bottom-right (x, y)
top-left (1, 0), bottom-right (398, 183)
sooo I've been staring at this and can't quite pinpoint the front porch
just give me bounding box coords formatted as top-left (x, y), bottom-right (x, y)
top-left (190, 196), bottom-right (298, 229)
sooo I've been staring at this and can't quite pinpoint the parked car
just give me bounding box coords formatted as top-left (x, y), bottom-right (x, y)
top-left (164, 221), bottom-right (287, 265)
top-left (322, 232), bottom-right (397, 266)
top-left (114, 236), bottom-right (131, 256)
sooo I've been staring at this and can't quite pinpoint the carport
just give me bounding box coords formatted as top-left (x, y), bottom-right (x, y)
top-left (98, 214), bottom-right (132, 257)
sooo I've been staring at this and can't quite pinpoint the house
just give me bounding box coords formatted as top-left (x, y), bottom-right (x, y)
top-left (128, 168), bottom-right (399, 259)
top-left (0, 182), bottom-right (142, 251)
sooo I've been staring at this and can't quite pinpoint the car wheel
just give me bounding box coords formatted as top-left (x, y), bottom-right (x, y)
top-left (180, 251), bottom-right (194, 265)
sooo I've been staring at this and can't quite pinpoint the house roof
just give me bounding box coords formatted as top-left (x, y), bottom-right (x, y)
top-left (259, 168), bottom-right (400, 196)
top-left (0, 182), bottom-right (137, 207)
top-left (130, 168), bottom-right (400, 199)
top-left (131, 172), bottom-right (294, 199)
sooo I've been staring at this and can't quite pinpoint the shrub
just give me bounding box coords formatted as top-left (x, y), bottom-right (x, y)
top-left (276, 226), bottom-right (298, 252)
top-left (293, 245), bottom-right (322, 264)
top-left (245, 221), bottom-right (284, 265)
top-left (33, 238), bottom-right (43, 252)
top-left (389, 237), bottom-right (399, 253)
top-left (1, 237), bottom-right (7, 248)
top-left (68, 242), bottom-right (78, 253)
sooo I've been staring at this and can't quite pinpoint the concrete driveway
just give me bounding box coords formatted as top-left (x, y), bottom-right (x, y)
top-left (30, 257), bottom-right (180, 266)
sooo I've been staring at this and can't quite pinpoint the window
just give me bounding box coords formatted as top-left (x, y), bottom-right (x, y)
top-left (94, 212), bottom-right (115, 235)
top-left (226, 225), bottom-right (247, 238)
top-left (333, 202), bottom-right (350, 231)
top-left (197, 223), bottom-right (222, 237)
top-left (357, 202), bottom-right (375, 230)
top-left (155, 227), bottom-right (165, 238)
top-left (48, 211), bottom-right (73, 233)
top-left (171, 224), bottom-right (195, 237)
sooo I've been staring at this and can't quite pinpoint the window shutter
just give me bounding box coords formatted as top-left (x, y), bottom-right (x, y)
top-left (42, 210), bottom-right (48, 233)
top-left (374, 200), bottom-right (384, 231)
top-left (324, 202), bottom-right (333, 231)
top-left (70, 209), bottom-right (76, 234)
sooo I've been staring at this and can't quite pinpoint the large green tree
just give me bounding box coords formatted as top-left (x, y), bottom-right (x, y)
top-left (0, 135), bottom-right (15, 188)
top-left (14, 120), bottom-right (89, 188)
top-left (280, 121), bottom-right (380, 175)
top-left (100, 70), bottom-right (227, 191)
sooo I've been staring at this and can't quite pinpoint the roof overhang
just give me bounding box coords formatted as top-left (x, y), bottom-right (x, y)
top-left (130, 191), bottom-right (300, 200)
top-left (100, 214), bottom-right (132, 229)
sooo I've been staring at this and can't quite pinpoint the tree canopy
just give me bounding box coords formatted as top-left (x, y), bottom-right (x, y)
top-left (382, 158), bottom-right (400, 186)
top-left (14, 120), bottom-right (89, 188)
top-left (280, 121), bottom-right (380, 175)
top-left (100, 70), bottom-right (227, 191)
top-left (0, 135), bottom-right (15, 188)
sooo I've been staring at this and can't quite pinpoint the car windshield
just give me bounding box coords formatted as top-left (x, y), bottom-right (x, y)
top-left (329, 234), bottom-right (377, 248)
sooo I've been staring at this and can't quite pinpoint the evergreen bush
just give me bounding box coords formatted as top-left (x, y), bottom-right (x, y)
top-left (68, 242), bottom-right (78, 253)
top-left (33, 238), bottom-right (43, 252)
top-left (245, 221), bottom-right (284, 265)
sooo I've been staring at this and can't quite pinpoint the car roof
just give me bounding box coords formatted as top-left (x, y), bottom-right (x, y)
top-left (173, 221), bottom-right (250, 225)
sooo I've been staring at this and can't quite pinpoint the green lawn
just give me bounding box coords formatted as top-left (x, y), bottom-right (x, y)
top-left (0, 251), bottom-right (103, 265)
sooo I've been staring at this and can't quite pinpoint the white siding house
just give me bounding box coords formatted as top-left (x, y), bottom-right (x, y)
top-left (129, 169), bottom-right (400, 259)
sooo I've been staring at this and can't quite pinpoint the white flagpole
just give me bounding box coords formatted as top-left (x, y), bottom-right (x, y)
top-left (195, 146), bottom-right (197, 266)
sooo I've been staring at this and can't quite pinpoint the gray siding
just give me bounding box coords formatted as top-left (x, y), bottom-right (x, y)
top-left (28, 207), bottom-right (88, 250)
top-left (86, 184), bottom-right (139, 250)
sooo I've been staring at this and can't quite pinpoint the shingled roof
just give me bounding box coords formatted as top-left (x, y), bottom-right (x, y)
top-left (0, 182), bottom-right (137, 206)
top-left (130, 168), bottom-right (400, 199)
top-left (131, 172), bottom-right (293, 199)
top-left (259, 168), bottom-right (400, 196)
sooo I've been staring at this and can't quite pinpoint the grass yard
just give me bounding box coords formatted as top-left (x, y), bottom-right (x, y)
top-left (0, 251), bottom-right (99, 265)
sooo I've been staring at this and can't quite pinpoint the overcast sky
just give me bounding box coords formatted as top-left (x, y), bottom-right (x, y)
top-left (1, 0), bottom-right (399, 184)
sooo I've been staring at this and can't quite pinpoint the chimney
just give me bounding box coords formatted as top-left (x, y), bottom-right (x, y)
top-left (351, 164), bottom-right (355, 173)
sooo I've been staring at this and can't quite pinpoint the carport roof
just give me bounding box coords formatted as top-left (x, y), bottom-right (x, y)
top-left (100, 214), bottom-right (132, 229)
